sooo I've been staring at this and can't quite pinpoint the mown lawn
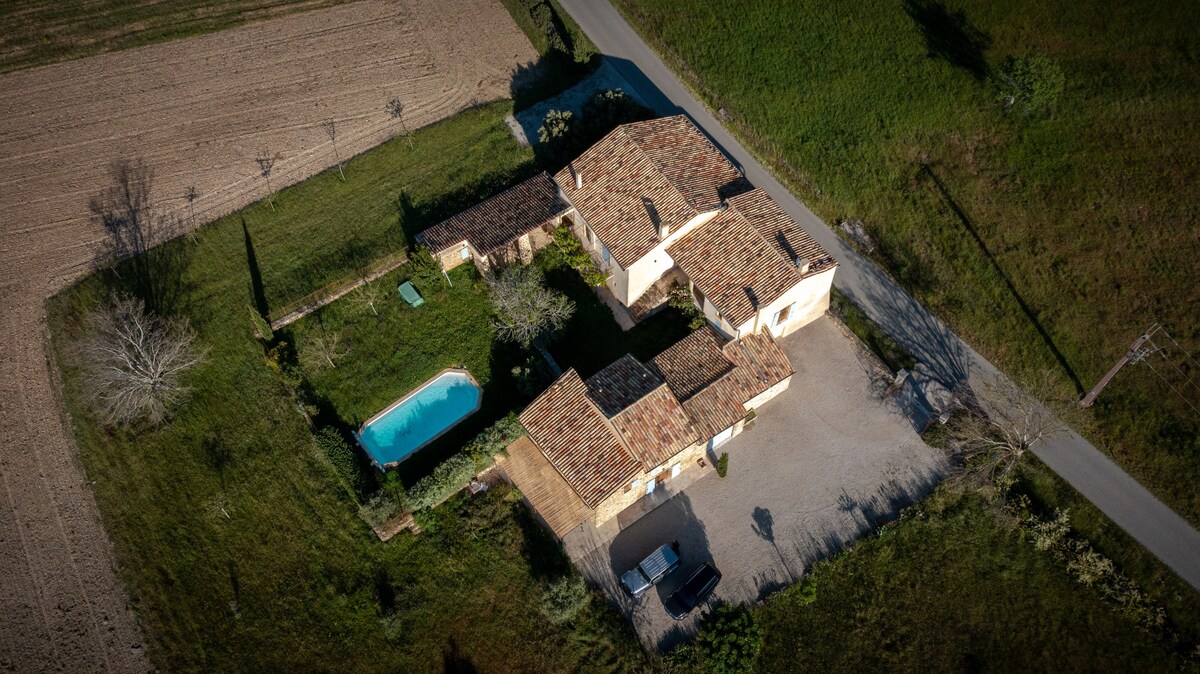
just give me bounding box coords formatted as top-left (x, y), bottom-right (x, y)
top-left (755, 485), bottom-right (1190, 672)
top-left (613, 0), bottom-right (1200, 526)
top-left (47, 103), bottom-right (646, 671)
top-left (0, 0), bottom-right (346, 74)
top-left (291, 250), bottom-right (694, 484)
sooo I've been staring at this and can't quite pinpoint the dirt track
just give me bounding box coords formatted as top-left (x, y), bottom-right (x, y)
top-left (0, 1), bottom-right (535, 670)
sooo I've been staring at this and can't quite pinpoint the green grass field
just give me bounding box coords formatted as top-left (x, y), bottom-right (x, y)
top-left (0, 0), bottom-right (346, 74)
top-left (754, 485), bottom-right (1190, 672)
top-left (47, 103), bottom-right (650, 671)
top-left (614, 0), bottom-right (1200, 527)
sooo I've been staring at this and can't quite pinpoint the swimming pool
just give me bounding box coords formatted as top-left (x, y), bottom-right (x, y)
top-left (356, 369), bottom-right (482, 467)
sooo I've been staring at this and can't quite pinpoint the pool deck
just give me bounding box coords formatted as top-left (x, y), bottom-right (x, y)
top-left (356, 367), bottom-right (481, 469)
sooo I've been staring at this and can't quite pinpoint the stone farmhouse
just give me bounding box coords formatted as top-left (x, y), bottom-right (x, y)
top-left (418, 114), bottom-right (837, 537)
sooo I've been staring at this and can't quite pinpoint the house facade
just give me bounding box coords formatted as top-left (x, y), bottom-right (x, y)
top-left (553, 115), bottom-right (837, 339)
top-left (507, 327), bottom-right (793, 537)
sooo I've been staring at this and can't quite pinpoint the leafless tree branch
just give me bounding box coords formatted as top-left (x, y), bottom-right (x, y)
top-left (488, 265), bottom-right (573, 349)
top-left (78, 295), bottom-right (206, 427)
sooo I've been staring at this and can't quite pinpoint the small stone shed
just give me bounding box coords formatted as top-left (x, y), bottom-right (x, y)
top-left (416, 171), bottom-right (570, 275)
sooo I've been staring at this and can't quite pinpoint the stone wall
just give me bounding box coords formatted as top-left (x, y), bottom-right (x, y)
top-left (592, 442), bottom-right (709, 525)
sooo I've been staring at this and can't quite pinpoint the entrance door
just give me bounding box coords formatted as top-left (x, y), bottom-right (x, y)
top-left (708, 425), bottom-right (734, 451)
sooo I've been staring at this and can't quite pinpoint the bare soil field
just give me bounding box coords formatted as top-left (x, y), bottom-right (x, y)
top-left (0, 1), bottom-right (536, 670)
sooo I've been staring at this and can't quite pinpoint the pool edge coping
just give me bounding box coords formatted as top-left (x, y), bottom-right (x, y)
top-left (355, 367), bottom-right (482, 470)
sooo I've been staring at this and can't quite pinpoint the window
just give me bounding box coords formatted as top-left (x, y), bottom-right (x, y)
top-left (586, 226), bottom-right (597, 248)
top-left (671, 462), bottom-right (682, 479)
top-left (601, 243), bottom-right (610, 264)
top-left (459, 244), bottom-right (471, 261)
top-left (630, 478), bottom-right (642, 492)
top-left (774, 302), bottom-right (795, 326)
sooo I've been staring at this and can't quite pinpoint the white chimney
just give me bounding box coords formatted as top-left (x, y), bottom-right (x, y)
top-left (796, 257), bottom-right (810, 275)
top-left (569, 162), bottom-right (582, 190)
top-left (658, 222), bottom-right (670, 240)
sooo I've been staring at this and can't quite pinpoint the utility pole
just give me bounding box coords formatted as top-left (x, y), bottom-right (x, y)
top-left (1080, 323), bottom-right (1160, 407)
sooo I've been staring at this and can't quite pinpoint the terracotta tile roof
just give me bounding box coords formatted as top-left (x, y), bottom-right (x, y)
top-left (417, 172), bottom-right (568, 256)
top-left (667, 188), bottom-right (834, 328)
top-left (648, 326), bottom-right (735, 401)
top-left (554, 115), bottom-right (745, 267)
top-left (499, 435), bottom-right (593, 539)
top-left (519, 369), bottom-right (639, 507)
top-left (724, 330), bottom-right (795, 393)
top-left (583, 355), bottom-right (662, 417)
top-left (651, 327), bottom-right (794, 439)
top-left (584, 356), bottom-right (699, 470)
top-left (725, 189), bottom-right (837, 278)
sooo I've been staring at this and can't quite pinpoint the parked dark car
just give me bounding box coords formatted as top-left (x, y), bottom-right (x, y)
top-left (664, 562), bottom-right (721, 619)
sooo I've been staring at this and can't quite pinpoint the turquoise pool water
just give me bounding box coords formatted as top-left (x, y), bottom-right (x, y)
top-left (357, 371), bottom-right (481, 466)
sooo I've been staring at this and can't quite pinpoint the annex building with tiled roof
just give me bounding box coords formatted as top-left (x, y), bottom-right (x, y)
top-left (508, 326), bottom-right (793, 537)
top-left (415, 171), bottom-right (568, 274)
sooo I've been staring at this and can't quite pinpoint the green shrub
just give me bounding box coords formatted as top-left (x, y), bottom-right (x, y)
top-left (315, 427), bottom-right (365, 495)
top-left (540, 574), bottom-right (589, 625)
top-left (464, 413), bottom-right (526, 467)
top-left (545, 225), bottom-right (606, 286)
top-left (357, 491), bottom-right (398, 529)
top-left (696, 603), bottom-right (763, 674)
top-left (716, 452), bottom-right (729, 478)
top-left (407, 245), bottom-right (444, 293)
top-left (407, 452), bottom-right (476, 511)
top-left (996, 55), bottom-right (1066, 115)
top-left (580, 89), bottom-right (653, 144)
top-left (667, 281), bottom-right (706, 329)
top-left (249, 305), bottom-right (273, 341)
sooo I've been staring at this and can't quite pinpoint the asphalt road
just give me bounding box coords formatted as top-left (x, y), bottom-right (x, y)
top-left (558, 0), bottom-right (1200, 591)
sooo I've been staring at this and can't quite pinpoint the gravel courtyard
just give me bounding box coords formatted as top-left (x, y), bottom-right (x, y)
top-left (565, 315), bottom-right (947, 651)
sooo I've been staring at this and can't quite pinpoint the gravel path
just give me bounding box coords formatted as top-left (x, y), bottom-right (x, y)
top-left (0, 2), bottom-right (536, 670)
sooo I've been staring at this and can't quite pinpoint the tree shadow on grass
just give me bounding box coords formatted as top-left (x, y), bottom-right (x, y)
top-left (919, 164), bottom-right (1084, 394)
top-left (904, 0), bottom-right (992, 80)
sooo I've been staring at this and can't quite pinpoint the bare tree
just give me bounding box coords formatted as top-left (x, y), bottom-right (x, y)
top-left (489, 266), bottom-right (573, 371)
top-left (321, 118), bottom-right (346, 181)
top-left (301, 329), bottom-right (349, 369)
top-left (184, 185), bottom-right (199, 243)
top-left (89, 159), bottom-right (189, 313)
top-left (255, 151), bottom-right (278, 211)
top-left (79, 295), bottom-right (206, 427)
top-left (385, 97), bottom-right (413, 148)
top-left (947, 370), bottom-right (1085, 487)
top-left (350, 280), bottom-right (385, 316)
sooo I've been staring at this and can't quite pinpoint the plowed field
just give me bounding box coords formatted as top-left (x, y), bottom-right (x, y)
top-left (0, 1), bottom-right (535, 670)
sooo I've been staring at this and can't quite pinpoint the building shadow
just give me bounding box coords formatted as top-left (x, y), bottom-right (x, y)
top-left (591, 493), bottom-right (711, 652)
top-left (904, 0), bottom-right (992, 80)
top-left (919, 164), bottom-right (1084, 394)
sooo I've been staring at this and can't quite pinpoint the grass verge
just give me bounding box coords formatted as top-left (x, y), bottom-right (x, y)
top-left (46, 102), bottom-right (647, 671)
top-left (612, 0), bottom-right (1200, 526)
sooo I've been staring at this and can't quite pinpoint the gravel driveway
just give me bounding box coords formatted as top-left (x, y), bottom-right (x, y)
top-left (565, 315), bottom-right (947, 651)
